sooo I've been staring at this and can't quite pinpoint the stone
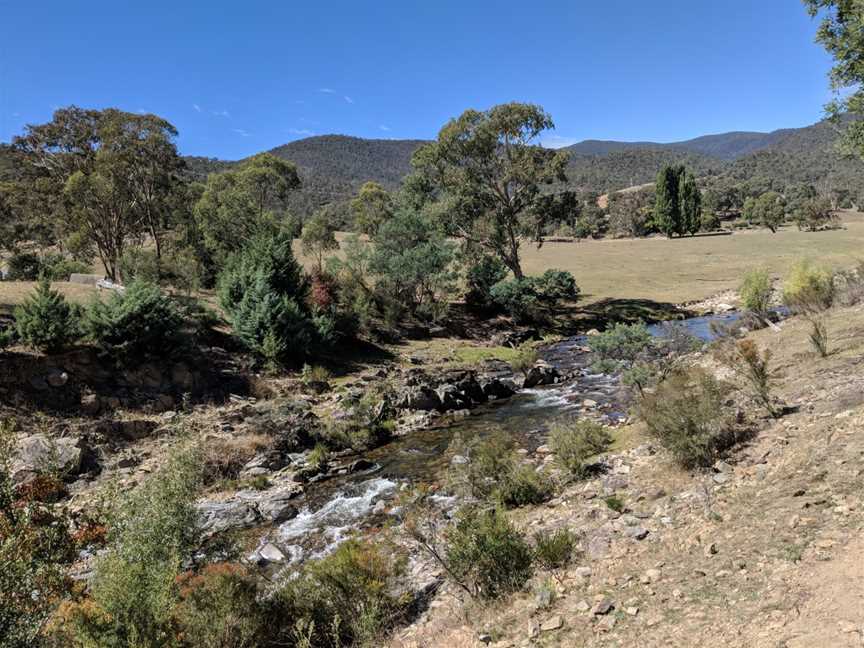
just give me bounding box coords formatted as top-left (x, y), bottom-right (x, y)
top-left (713, 460), bottom-right (733, 473)
top-left (80, 393), bottom-right (101, 415)
top-left (592, 599), bottom-right (614, 615)
top-left (12, 434), bottom-right (85, 483)
top-left (540, 615), bottom-right (563, 632)
top-left (46, 371), bottom-right (69, 387)
top-left (523, 363), bottom-right (560, 388)
top-left (596, 616), bottom-right (616, 632)
top-left (575, 600), bottom-right (591, 612)
top-left (713, 473), bottom-right (730, 484)
top-left (349, 458), bottom-right (376, 473)
top-left (582, 398), bottom-right (598, 408)
top-left (624, 526), bottom-right (649, 540)
top-left (396, 386), bottom-right (442, 412)
top-left (481, 378), bottom-right (515, 400)
top-left (641, 568), bottom-right (662, 584)
top-left (477, 633), bottom-right (492, 645)
top-left (256, 542), bottom-right (285, 564)
top-left (703, 542), bottom-right (719, 556)
top-left (574, 566), bottom-right (592, 579)
top-left (197, 501), bottom-right (260, 537)
top-left (625, 606), bottom-right (639, 616)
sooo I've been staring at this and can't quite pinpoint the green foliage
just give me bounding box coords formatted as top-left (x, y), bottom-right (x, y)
top-left (410, 102), bottom-right (568, 278)
top-left (194, 153), bottom-right (300, 264)
top-left (748, 191), bottom-right (786, 232)
top-left (14, 279), bottom-right (79, 353)
top-left (782, 259), bottom-right (835, 313)
top-left (317, 385), bottom-right (394, 451)
top-left (300, 208), bottom-right (339, 272)
top-left (444, 507), bottom-right (534, 599)
top-left (804, 0), bottom-right (864, 160)
top-left (218, 231), bottom-right (319, 366)
top-left (654, 165), bottom-right (702, 236)
top-left (274, 539), bottom-right (408, 647)
top-left (532, 528), bottom-right (578, 574)
top-left (0, 419), bottom-right (76, 648)
top-left (604, 495), bottom-right (625, 513)
top-left (351, 181), bottom-right (393, 235)
top-left (638, 368), bottom-right (737, 468)
top-left (794, 196), bottom-right (838, 231)
top-left (83, 280), bottom-right (184, 363)
top-left (489, 278), bottom-right (541, 322)
top-left (368, 208), bottom-right (458, 320)
top-left (740, 267), bottom-right (773, 315)
top-left (509, 342), bottom-right (538, 378)
top-left (71, 445), bottom-right (202, 648)
top-left (118, 247), bottom-right (161, 284)
top-left (588, 322), bottom-right (655, 394)
top-left (4, 252), bottom-right (89, 281)
top-left (451, 432), bottom-right (552, 508)
top-left (548, 419), bottom-right (612, 477)
top-left (465, 255), bottom-right (508, 311)
top-left (678, 170), bottom-right (702, 234)
top-left (307, 443), bottom-right (331, 472)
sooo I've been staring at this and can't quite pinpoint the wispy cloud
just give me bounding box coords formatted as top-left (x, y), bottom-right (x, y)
top-left (192, 103), bottom-right (202, 113)
top-left (137, 108), bottom-right (148, 114)
top-left (233, 128), bottom-right (251, 137)
top-left (540, 134), bottom-right (578, 149)
top-left (212, 109), bottom-right (231, 118)
top-left (344, 95), bottom-right (354, 104)
top-left (290, 128), bottom-right (314, 137)
top-left (379, 124), bottom-right (391, 132)
top-left (318, 88), bottom-right (336, 94)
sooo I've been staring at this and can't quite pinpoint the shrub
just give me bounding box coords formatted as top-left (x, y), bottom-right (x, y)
top-left (794, 197), bottom-right (839, 232)
top-left (307, 443), bottom-right (330, 472)
top-left (808, 316), bottom-right (829, 358)
top-left (118, 248), bottom-right (162, 284)
top-left (782, 259), bottom-right (835, 313)
top-left (638, 368), bottom-right (737, 468)
top-left (218, 231), bottom-right (318, 366)
top-left (67, 445), bottom-right (202, 648)
top-left (465, 255), bottom-right (508, 311)
top-left (588, 322), bottom-right (655, 395)
top-left (493, 463), bottom-right (553, 508)
top-left (83, 280), bottom-right (184, 363)
top-left (15, 279), bottom-right (79, 353)
top-left (716, 338), bottom-right (780, 417)
top-left (535, 269), bottom-right (579, 303)
top-left (0, 325), bottom-right (15, 350)
top-left (5, 252), bottom-right (90, 282)
top-left (489, 278), bottom-right (541, 322)
top-left (604, 495), bottom-right (625, 512)
top-left (5, 251), bottom-right (42, 280)
top-left (549, 418), bottom-right (612, 477)
top-left (1, 420), bottom-right (76, 648)
top-left (444, 507), bottom-right (534, 599)
top-left (274, 538), bottom-right (408, 647)
top-left (740, 267), bottom-right (773, 316)
top-left (509, 342), bottom-right (538, 378)
top-left (174, 563), bottom-right (265, 648)
top-left (532, 528), bottom-right (578, 574)
top-left (451, 432), bottom-right (552, 508)
top-left (316, 386), bottom-right (395, 451)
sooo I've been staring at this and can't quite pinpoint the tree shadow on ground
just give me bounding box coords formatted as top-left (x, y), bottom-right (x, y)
top-left (552, 297), bottom-right (693, 334)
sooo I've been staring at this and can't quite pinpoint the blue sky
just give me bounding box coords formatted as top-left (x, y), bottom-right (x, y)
top-left (0, 0), bottom-right (833, 159)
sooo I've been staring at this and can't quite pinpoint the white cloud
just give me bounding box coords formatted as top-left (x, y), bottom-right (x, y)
top-left (344, 95), bottom-right (354, 104)
top-left (233, 128), bottom-right (251, 137)
top-left (192, 103), bottom-right (202, 112)
top-left (212, 109), bottom-right (231, 118)
top-left (290, 128), bottom-right (314, 137)
top-left (540, 134), bottom-right (578, 149)
top-left (379, 124), bottom-right (391, 132)
top-left (137, 108), bottom-right (147, 114)
top-left (318, 88), bottom-right (336, 94)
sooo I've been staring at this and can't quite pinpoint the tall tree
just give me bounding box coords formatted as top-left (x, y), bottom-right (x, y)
top-left (351, 181), bottom-right (393, 235)
top-left (300, 208), bottom-right (340, 272)
top-left (678, 171), bottom-right (702, 235)
top-left (654, 164), bottom-right (683, 237)
top-left (193, 153), bottom-right (300, 263)
top-left (805, 1), bottom-right (864, 159)
top-left (13, 107), bottom-right (185, 280)
top-left (408, 102), bottom-right (569, 279)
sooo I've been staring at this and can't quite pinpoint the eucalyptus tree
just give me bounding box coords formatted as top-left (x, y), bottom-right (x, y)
top-left (408, 102), bottom-right (569, 279)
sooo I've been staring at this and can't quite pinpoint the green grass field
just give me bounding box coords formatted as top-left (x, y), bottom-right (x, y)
top-left (298, 214), bottom-right (864, 305)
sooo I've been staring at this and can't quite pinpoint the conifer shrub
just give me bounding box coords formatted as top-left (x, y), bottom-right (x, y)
top-left (14, 279), bottom-right (80, 353)
top-left (83, 280), bottom-right (184, 363)
top-left (218, 231), bottom-right (320, 366)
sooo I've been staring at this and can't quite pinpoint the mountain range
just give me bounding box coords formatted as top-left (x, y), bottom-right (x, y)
top-left (184, 118), bottom-right (859, 215)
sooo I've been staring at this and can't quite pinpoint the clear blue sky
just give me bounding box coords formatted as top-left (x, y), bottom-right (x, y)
top-left (0, 0), bottom-right (833, 159)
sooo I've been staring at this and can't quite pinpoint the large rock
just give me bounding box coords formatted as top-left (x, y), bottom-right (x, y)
top-left (396, 386), bottom-right (442, 412)
top-left (435, 384), bottom-right (472, 411)
top-left (197, 501), bottom-right (261, 537)
top-left (12, 434), bottom-right (85, 483)
top-left (481, 378), bottom-right (515, 400)
top-left (523, 362), bottom-right (560, 388)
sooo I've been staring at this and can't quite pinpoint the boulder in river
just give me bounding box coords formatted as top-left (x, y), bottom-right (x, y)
top-left (523, 362), bottom-right (560, 388)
